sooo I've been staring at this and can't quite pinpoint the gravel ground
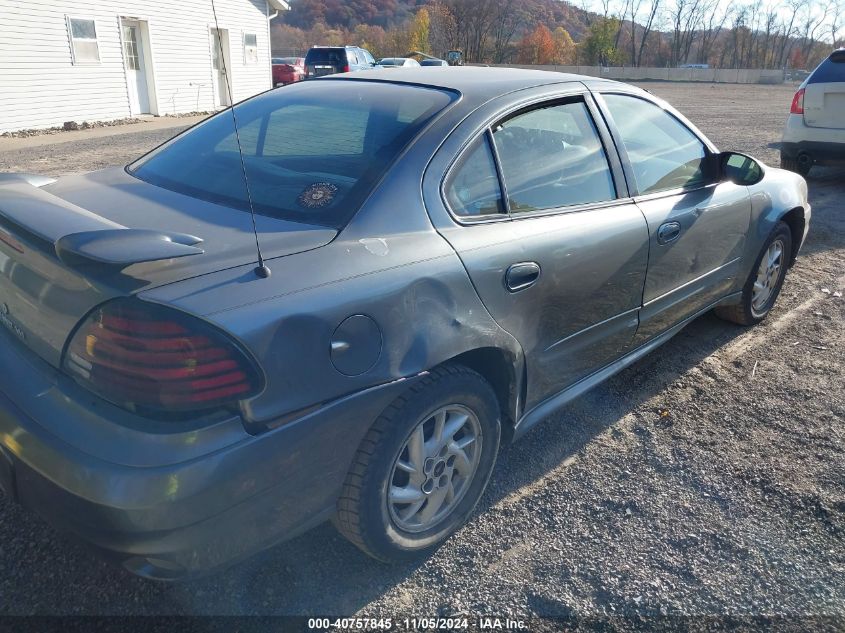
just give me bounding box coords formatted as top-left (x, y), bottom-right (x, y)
top-left (0, 81), bottom-right (842, 623)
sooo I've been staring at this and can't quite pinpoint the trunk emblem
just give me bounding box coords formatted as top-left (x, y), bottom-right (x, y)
top-left (0, 303), bottom-right (25, 341)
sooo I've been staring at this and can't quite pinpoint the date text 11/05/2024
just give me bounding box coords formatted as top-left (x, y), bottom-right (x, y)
top-left (306, 617), bottom-right (528, 630)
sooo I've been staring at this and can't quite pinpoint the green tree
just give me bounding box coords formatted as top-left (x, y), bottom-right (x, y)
top-left (583, 17), bottom-right (623, 65)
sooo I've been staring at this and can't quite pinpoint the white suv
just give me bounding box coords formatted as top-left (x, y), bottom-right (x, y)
top-left (781, 49), bottom-right (845, 176)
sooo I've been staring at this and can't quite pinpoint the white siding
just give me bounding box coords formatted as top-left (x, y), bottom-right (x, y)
top-left (0, 0), bottom-right (272, 133)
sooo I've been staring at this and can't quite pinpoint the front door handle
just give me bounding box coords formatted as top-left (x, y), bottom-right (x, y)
top-left (505, 262), bottom-right (541, 293)
top-left (657, 221), bottom-right (682, 245)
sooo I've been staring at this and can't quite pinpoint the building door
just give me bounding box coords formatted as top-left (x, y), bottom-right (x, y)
top-left (121, 20), bottom-right (151, 114)
top-left (211, 28), bottom-right (231, 107)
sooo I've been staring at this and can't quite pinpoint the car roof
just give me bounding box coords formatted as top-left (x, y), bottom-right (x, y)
top-left (325, 66), bottom-right (631, 100)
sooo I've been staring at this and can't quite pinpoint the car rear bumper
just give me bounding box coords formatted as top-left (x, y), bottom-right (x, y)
top-left (781, 114), bottom-right (845, 162)
top-left (0, 329), bottom-right (415, 579)
top-left (273, 74), bottom-right (302, 86)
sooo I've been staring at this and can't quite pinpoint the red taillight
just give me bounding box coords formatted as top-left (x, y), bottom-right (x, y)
top-left (790, 88), bottom-right (805, 114)
top-left (342, 64), bottom-right (350, 73)
top-left (63, 298), bottom-right (262, 416)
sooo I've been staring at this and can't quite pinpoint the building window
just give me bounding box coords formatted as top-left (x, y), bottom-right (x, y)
top-left (243, 33), bottom-right (258, 64)
top-left (67, 17), bottom-right (100, 64)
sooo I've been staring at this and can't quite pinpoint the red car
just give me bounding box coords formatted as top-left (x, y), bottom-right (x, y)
top-left (272, 57), bottom-right (305, 86)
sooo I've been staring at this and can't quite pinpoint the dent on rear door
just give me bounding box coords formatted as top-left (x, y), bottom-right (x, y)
top-left (422, 89), bottom-right (650, 410)
top-left (440, 207), bottom-right (649, 408)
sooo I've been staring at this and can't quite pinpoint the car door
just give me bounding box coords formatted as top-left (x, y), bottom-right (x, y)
top-left (427, 93), bottom-right (650, 409)
top-left (360, 48), bottom-right (376, 70)
top-left (596, 92), bottom-right (752, 342)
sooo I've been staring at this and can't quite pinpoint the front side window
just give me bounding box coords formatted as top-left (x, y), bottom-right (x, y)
top-left (491, 101), bottom-right (616, 213)
top-left (243, 33), bottom-right (258, 64)
top-left (130, 81), bottom-right (455, 228)
top-left (602, 94), bottom-right (708, 195)
top-left (444, 135), bottom-right (505, 218)
top-left (67, 17), bottom-right (100, 64)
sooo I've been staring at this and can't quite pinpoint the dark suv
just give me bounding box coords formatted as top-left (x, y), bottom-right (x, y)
top-left (304, 46), bottom-right (376, 78)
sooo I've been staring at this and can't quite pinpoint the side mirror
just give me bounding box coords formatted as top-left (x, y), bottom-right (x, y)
top-left (720, 151), bottom-right (764, 186)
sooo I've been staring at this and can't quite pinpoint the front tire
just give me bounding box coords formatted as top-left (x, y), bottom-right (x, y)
top-left (715, 221), bottom-right (792, 326)
top-left (334, 365), bottom-right (501, 562)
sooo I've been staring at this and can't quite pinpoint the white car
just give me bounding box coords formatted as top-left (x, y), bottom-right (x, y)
top-left (376, 57), bottom-right (420, 68)
top-left (781, 48), bottom-right (845, 176)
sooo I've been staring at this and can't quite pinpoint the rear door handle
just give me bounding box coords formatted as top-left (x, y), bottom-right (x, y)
top-left (657, 221), bottom-right (682, 245)
top-left (505, 262), bottom-right (541, 292)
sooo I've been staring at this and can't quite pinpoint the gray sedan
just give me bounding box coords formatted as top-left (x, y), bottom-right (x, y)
top-left (0, 68), bottom-right (810, 579)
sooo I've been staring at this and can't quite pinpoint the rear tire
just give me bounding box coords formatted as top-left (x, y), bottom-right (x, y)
top-left (334, 365), bottom-right (501, 562)
top-left (715, 222), bottom-right (792, 326)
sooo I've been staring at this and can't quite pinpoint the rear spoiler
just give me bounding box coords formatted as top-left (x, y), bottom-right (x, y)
top-left (0, 179), bottom-right (203, 269)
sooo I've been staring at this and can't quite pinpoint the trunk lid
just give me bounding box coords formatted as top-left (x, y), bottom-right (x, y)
top-left (804, 51), bottom-right (845, 129)
top-left (305, 47), bottom-right (347, 77)
top-left (0, 167), bottom-right (336, 367)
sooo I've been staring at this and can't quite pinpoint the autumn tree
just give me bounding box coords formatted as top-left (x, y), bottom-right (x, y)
top-left (409, 8), bottom-right (431, 53)
top-left (355, 24), bottom-right (388, 57)
top-left (428, 1), bottom-right (458, 58)
top-left (553, 26), bottom-right (576, 64)
top-left (517, 24), bottom-right (557, 64)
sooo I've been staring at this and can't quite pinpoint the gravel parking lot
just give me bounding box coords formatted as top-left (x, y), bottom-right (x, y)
top-left (0, 81), bottom-right (842, 621)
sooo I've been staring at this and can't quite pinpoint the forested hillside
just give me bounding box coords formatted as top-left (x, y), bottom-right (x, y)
top-left (272, 0), bottom-right (842, 70)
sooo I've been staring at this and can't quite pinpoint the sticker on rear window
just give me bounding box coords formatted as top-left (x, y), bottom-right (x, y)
top-left (298, 182), bottom-right (338, 208)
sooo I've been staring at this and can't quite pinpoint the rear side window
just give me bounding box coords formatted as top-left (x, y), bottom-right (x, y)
top-left (809, 55), bottom-right (845, 83)
top-left (602, 93), bottom-right (708, 195)
top-left (130, 81), bottom-right (455, 228)
top-left (305, 48), bottom-right (344, 65)
top-left (492, 101), bottom-right (616, 212)
top-left (445, 135), bottom-right (505, 217)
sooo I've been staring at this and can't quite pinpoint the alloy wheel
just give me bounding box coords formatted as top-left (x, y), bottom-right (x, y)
top-left (387, 405), bottom-right (483, 533)
top-left (752, 239), bottom-right (785, 314)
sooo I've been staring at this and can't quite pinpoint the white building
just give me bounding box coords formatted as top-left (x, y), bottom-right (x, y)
top-left (0, 0), bottom-right (288, 133)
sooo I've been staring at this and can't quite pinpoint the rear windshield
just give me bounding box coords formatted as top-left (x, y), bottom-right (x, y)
top-left (809, 54), bottom-right (845, 84)
top-left (129, 81), bottom-right (455, 228)
top-left (305, 48), bottom-right (347, 65)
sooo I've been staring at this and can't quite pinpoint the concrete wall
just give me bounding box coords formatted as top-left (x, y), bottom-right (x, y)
top-left (478, 64), bottom-right (785, 84)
